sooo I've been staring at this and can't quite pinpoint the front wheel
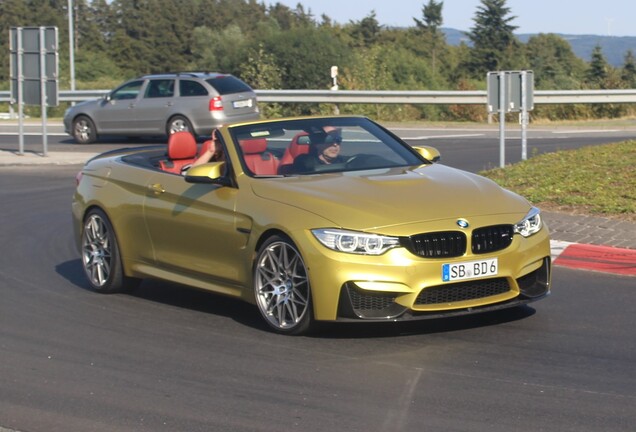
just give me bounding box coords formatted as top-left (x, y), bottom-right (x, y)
top-left (81, 209), bottom-right (140, 293)
top-left (254, 236), bottom-right (313, 335)
top-left (73, 115), bottom-right (97, 144)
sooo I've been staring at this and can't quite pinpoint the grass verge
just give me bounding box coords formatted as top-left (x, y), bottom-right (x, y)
top-left (480, 140), bottom-right (636, 221)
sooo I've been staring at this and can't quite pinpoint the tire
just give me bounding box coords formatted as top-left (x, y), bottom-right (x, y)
top-left (253, 235), bottom-right (313, 335)
top-left (81, 209), bottom-right (140, 293)
top-left (167, 115), bottom-right (193, 136)
top-left (72, 115), bottom-right (98, 144)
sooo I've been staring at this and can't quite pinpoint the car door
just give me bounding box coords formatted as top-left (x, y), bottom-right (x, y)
top-left (142, 170), bottom-right (251, 288)
top-left (134, 78), bottom-right (176, 134)
top-left (96, 80), bottom-right (145, 133)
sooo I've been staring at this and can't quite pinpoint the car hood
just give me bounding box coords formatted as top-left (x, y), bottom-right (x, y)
top-left (250, 164), bottom-right (531, 231)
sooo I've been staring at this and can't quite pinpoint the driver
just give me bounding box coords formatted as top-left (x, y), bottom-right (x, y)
top-left (292, 127), bottom-right (344, 173)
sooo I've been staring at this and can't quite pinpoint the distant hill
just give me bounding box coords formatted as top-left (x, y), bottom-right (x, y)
top-left (442, 28), bottom-right (636, 67)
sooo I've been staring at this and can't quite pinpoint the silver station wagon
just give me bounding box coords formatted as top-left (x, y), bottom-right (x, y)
top-left (63, 72), bottom-right (260, 143)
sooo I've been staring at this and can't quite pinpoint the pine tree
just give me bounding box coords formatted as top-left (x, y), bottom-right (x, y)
top-left (621, 50), bottom-right (636, 88)
top-left (466, 0), bottom-right (519, 78)
top-left (413, 1), bottom-right (445, 81)
top-left (586, 45), bottom-right (610, 88)
top-left (349, 11), bottom-right (382, 48)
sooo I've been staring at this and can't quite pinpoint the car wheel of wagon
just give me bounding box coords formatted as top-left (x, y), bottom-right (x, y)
top-left (167, 115), bottom-right (193, 136)
top-left (254, 235), bottom-right (313, 335)
top-left (73, 115), bottom-right (97, 144)
top-left (81, 209), bottom-right (140, 293)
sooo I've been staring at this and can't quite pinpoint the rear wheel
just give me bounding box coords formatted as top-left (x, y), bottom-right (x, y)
top-left (254, 235), bottom-right (313, 335)
top-left (167, 115), bottom-right (193, 136)
top-left (81, 209), bottom-right (140, 293)
top-left (73, 115), bottom-right (97, 144)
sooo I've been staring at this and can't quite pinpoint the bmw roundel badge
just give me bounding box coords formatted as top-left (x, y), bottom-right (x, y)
top-left (456, 219), bottom-right (470, 229)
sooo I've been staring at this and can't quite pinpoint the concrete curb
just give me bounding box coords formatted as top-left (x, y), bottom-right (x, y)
top-left (551, 240), bottom-right (636, 276)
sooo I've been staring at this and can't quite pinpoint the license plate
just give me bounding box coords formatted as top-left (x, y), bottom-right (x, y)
top-left (442, 258), bottom-right (498, 282)
top-left (232, 99), bottom-right (252, 108)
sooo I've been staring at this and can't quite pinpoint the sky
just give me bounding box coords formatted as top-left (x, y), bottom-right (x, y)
top-left (263, 0), bottom-right (636, 37)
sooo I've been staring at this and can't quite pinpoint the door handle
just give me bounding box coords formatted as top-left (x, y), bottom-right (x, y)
top-left (148, 183), bottom-right (165, 195)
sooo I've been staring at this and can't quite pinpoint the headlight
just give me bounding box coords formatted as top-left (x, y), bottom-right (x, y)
top-left (514, 207), bottom-right (542, 237)
top-left (311, 229), bottom-right (401, 255)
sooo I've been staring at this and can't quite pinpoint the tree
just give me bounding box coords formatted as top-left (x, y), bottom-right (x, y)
top-left (0, 0), bottom-right (31, 82)
top-left (263, 27), bottom-right (350, 90)
top-left (189, 25), bottom-right (248, 75)
top-left (76, 0), bottom-right (109, 53)
top-left (239, 44), bottom-right (284, 117)
top-left (621, 50), bottom-right (636, 88)
top-left (414, 0), bottom-right (443, 31)
top-left (413, 1), bottom-right (445, 79)
top-left (524, 34), bottom-right (586, 89)
top-left (465, 0), bottom-right (519, 77)
top-left (586, 45), bottom-right (610, 88)
top-left (349, 11), bottom-right (382, 48)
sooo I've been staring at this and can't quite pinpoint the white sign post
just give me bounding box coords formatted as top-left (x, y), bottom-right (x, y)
top-left (487, 70), bottom-right (534, 167)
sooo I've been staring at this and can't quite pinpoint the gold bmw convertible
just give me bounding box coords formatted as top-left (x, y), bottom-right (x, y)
top-left (72, 116), bottom-right (551, 335)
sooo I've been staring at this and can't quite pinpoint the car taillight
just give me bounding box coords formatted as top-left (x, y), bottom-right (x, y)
top-left (209, 96), bottom-right (223, 111)
top-left (75, 171), bottom-right (83, 186)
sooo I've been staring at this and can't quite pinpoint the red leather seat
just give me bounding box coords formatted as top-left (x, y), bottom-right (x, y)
top-left (239, 138), bottom-right (279, 175)
top-left (159, 131), bottom-right (198, 174)
top-left (279, 132), bottom-right (310, 167)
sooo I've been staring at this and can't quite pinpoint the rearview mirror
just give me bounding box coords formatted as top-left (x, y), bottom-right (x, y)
top-left (184, 162), bottom-right (230, 185)
top-left (413, 146), bottom-right (441, 163)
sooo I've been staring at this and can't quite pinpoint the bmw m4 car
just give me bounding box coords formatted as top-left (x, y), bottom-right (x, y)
top-left (72, 116), bottom-right (551, 335)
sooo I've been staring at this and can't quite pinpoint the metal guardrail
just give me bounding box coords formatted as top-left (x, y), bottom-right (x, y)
top-left (2, 88), bottom-right (636, 105)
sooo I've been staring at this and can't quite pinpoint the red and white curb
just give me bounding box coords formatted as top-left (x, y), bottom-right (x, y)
top-left (550, 240), bottom-right (636, 276)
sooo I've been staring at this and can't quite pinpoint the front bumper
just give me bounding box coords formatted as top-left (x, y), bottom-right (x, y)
top-left (336, 257), bottom-right (550, 322)
top-left (295, 223), bottom-right (552, 322)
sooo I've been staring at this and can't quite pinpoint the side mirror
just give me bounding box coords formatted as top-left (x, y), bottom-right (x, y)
top-left (413, 146), bottom-right (441, 163)
top-left (184, 162), bottom-right (230, 185)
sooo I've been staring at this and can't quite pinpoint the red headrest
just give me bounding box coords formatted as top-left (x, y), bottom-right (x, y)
top-left (167, 132), bottom-right (197, 160)
top-left (240, 138), bottom-right (267, 155)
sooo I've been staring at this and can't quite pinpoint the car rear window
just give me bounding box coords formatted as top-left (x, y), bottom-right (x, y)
top-left (206, 76), bottom-right (253, 95)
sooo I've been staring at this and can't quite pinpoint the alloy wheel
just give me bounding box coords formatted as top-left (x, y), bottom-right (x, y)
top-left (255, 240), bottom-right (311, 333)
top-left (82, 213), bottom-right (112, 287)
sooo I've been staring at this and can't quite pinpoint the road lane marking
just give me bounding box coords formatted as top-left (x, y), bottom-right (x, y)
top-left (401, 133), bottom-right (485, 140)
top-left (0, 132), bottom-right (67, 136)
top-left (552, 130), bottom-right (620, 134)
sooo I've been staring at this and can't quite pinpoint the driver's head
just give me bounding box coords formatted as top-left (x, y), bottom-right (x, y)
top-left (310, 127), bottom-right (342, 162)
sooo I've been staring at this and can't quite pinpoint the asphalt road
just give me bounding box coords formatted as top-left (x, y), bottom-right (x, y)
top-left (1, 153), bottom-right (635, 430)
top-left (1, 121), bottom-right (636, 172)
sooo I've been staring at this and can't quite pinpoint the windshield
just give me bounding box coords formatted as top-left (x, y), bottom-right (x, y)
top-left (229, 117), bottom-right (426, 177)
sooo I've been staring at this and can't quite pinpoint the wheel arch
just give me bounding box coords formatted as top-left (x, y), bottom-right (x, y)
top-left (254, 228), bottom-right (294, 256)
